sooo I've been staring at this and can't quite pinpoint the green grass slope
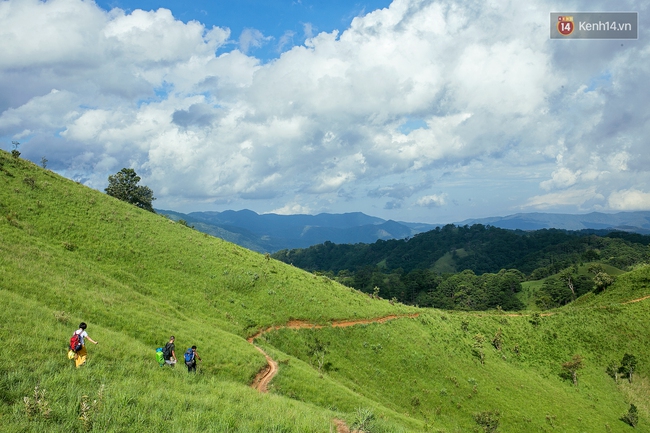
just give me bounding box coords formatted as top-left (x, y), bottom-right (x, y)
top-left (0, 151), bottom-right (414, 432)
top-left (1, 150), bottom-right (649, 432)
top-left (263, 281), bottom-right (650, 432)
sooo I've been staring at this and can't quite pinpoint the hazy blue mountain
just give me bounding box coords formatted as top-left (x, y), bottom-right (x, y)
top-left (156, 209), bottom-right (435, 252)
top-left (457, 211), bottom-right (650, 234)
top-left (157, 209), bottom-right (650, 253)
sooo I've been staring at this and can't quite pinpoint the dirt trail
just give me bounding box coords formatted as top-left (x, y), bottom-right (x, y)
top-left (332, 418), bottom-right (351, 433)
top-left (246, 294), bottom-right (650, 426)
top-left (248, 314), bottom-right (418, 393)
top-left (248, 346), bottom-right (278, 393)
top-left (623, 295), bottom-right (650, 304)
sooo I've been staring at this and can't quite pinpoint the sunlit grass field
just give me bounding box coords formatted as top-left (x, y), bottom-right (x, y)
top-left (1, 149), bottom-right (649, 432)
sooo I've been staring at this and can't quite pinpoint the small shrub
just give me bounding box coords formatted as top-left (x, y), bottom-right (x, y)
top-left (461, 320), bottom-right (469, 332)
top-left (23, 386), bottom-right (51, 419)
top-left (492, 328), bottom-right (503, 351)
top-left (546, 414), bottom-right (556, 427)
top-left (351, 407), bottom-right (375, 433)
top-left (472, 334), bottom-right (486, 365)
top-left (620, 404), bottom-right (638, 428)
top-left (178, 219), bottom-right (194, 228)
top-left (79, 384), bottom-right (105, 431)
top-left (11, 149), bottom-right (21, 158)
top-left (54, 311), bottom-right (70, 324)
top-left (562, 354), bottom-right (584, 386)
top-left (474, 410), bottom-right (500, 432)
top-left (619, 353), bottom-right (637, 383)
top-left (606, 360), bottom-right (620, 382)
top-left (40, 156), bottom-right (48, 168)
top-left (63, 241), bottom-right (77, 251)
top-left (6, 211), bottom-right (20, 227)
top-left (529, 313), bottom-right (541, 327)
top-left (23, 176), bottom-right (36, 189)
top-left (593, 271), bottom-right (615, 292)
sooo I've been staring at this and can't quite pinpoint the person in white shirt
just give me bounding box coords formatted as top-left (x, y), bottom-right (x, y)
top-left (73, 322), bottom-right (98, 368)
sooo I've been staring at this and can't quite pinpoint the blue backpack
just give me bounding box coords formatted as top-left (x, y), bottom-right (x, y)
top-left (184, 348), bottom-right (194, 363)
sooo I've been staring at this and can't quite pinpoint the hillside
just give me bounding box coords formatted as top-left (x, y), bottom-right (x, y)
top-left (1, 150), bottom-right (650, 432)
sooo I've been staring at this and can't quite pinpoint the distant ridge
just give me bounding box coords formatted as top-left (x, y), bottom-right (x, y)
top-left (156, 209), bottom-right (650, 252)
top-left (156, 209), bottom-right (439, 252)
top-left (458, 211), bottom-right (650, 234)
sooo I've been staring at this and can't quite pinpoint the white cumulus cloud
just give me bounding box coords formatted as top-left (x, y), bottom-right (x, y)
top-left (416, 194), bottom-right (447, 208)
top-left (1, 0), bottom-right (649, 223)
top-left (608, 189), bottom-right (650, 211)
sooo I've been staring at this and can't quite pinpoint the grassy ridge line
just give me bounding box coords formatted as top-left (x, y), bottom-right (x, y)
top-left (4, 152), bottom-right (412, 327)
top-left (0, 151), bottom-right (413, 368)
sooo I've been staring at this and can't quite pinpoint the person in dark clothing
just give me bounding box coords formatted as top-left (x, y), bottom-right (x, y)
top-left (163, 336), bottom-right (177, 366)
top-left (185, 345), bottom-right (202, 373)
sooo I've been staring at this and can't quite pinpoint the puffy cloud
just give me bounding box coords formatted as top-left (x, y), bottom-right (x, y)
top-left (608, 189), bottom-right (650, 211)
top-left (268, 203), bottom-right (313, 215)
top-left (1, 0), bottom-right (649, 222)
top-left (523, 188), bottom-right (605, 210)
top-left (239, 28), bottom-right (271, 53)
top-left (416, 194), bottom-right (447, 208)
top-left (540, 168), bottom-right (581, 191)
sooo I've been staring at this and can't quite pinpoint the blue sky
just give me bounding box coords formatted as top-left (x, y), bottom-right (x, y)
top-left (95, 0), bottom-right (392, 60)
top-left (1, 0), bottom-right (649, 224)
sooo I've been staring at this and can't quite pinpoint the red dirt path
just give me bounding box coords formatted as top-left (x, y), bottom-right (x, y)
top-left (246, 294), bottom-right (650, 429)
top-left (247, 314), bottom-right (419, 392)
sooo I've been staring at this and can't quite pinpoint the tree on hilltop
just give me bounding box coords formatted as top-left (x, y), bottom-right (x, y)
top-left (105, 168), bottom-right (156, 213)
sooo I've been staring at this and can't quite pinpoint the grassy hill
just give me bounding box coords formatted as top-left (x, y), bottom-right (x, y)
top-left (1, 149), bottom-right (649, 432)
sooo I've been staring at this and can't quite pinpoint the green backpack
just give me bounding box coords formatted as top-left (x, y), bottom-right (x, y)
top-left (155, 348), bottom-right (164, 366)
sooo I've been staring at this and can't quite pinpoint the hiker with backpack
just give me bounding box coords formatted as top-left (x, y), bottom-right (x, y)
top-left (70, 322), bottom-right (98, 368)
top-left (184, 346), bottom-right (202, 373)
top-left (162, 336), bottom-right (177, 366)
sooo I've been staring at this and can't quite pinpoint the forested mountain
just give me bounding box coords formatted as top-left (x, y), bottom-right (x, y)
top-left (273, 224), bottom-right (650, 274)
top-left (157, 208), bottom-right (438, 252)
top-left (272, 224), bottom-right (650, 310)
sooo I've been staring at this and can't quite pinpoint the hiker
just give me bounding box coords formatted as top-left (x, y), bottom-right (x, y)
top-left (162, 336), bottom-right (177, 366)
top-left (184, 346), bottom-right (202, 373)
top-left (71, 322), bottom-right (98, 368)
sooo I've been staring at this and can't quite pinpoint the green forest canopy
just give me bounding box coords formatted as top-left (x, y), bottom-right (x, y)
top-left (273, 224), bottom-right (650, 310)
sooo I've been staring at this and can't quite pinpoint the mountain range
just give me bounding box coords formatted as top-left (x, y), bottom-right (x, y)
top-left (157, 209), bottom-right (650, 253)
top-left (459, 211), bottom-right (650, 234)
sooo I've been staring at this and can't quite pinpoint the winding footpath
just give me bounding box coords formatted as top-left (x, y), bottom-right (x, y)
top-left (247, 314), bottom-right (419, 393)
top-left (247, 294), bottom-right (650, 392)
top-left (245, 294), bottom-right (649, 431)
